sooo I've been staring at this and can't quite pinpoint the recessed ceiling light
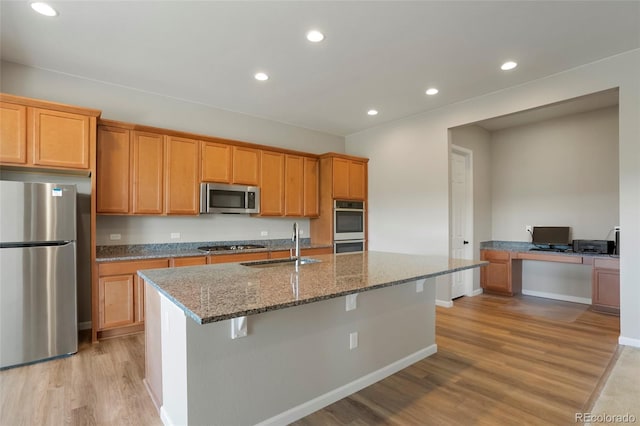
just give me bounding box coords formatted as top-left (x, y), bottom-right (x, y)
top-left (425, 88), bottom-right (439, 96)
top-left (254, 72), bottom-right (269, 81)
top-left (367, 109), bottom-right (378, 116)
top-left (501, 61), bottom-right (518, 71)
top-left (306, 30), bottom-right (325, 43)
top-left (31, 2), bottom-right (58, 17)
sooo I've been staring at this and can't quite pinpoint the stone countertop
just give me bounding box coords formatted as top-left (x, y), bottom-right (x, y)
top-left (96, 239), bottom-right (332, 262)
top-left (480, 241), bottom-right (618, 258)
top-left (138, 251), bottom-right (487, 325)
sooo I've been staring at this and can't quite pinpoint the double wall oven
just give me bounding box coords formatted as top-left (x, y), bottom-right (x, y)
top-left (334, 200), bottom-right (365, 253)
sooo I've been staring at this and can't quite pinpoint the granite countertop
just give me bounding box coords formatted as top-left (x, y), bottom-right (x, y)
top-left (480, 241), bottom-right (618, 258)
top-left (96, 239), bottom-right (333, 262)
top-left (138, 251), bottom-right (487, 325)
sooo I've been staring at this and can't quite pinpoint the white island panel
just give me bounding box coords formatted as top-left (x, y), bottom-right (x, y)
top-left (157, 278), bottom-right (436, 426)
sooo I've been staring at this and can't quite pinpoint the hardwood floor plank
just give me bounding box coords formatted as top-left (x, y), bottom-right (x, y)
top-left (296, 295), bottom-right (619, 426)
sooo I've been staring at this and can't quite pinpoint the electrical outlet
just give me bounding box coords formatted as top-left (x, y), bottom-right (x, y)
top-left (170, 232), bottom-right (181, 239)
top-left (346, 294), bottom-right (358, 311)
top-left (299, 229), bottom-right (304, 235)
top-left (526, 225), bottom-right (532, 233)
top-left (109, 233), bottom-right (121, 241)
top-left (260, 230), bottom-right (268, 237)
top-left (349, 332), bottom-right (358, 350)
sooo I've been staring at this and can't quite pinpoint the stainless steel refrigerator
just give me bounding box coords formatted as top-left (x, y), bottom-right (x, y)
top-left (0, 180), bottom-right (78, 369)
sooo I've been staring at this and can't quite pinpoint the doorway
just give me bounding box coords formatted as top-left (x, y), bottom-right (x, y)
top-left (450, 145), bottom-right (473, 299)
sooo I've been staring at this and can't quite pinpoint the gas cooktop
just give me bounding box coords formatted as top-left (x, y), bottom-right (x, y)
top-left (197, 244), bottom-right (266, 252)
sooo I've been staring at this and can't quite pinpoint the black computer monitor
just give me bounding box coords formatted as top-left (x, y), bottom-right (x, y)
top-left (532, 226), bottom-right (571, 245)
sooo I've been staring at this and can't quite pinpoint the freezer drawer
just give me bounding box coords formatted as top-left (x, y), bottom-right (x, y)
top-left (0, 243), bottom-right (78, 369)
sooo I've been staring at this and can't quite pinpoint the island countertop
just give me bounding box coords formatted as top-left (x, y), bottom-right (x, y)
top-left (138, 251), bottom-right (487, 324)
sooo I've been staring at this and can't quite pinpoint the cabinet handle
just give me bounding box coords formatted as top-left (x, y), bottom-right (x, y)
top-left (463, 240), bottom-right (469, 245)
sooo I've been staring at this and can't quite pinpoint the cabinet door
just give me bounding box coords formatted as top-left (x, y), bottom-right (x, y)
top-left (0, 102), bottom-right (27, 164)
top-left (349, 161), bottom-right (366, 200)
top-left (98, 274), bottom-right (135, 330)
top-left (285, 155), bottom-right (304, 217)
top-left (260, 151), bottom-right (285, 216)
top-left (201, 141), bottom-right (232, 183)
top-left (134, 275), bottom-right (145, 323)
top-left (482, 261), bottom-right (510, 293)
top-left (332, 158), bottom-right (350, 199)
top-left (303, 157), bottom-right (319, 217)
top-left (592, 269), bottom-right (620, 309)
top-left (132, 131), bottom-right (164, 214)
top-left (232, 146), bottom-right (260, 185)
top-left (97, 126), bottom-right (130, 213)
top-left (166, 136), bottom-right (199, 215)
top-left (31, 108), bottom-right (91, 169)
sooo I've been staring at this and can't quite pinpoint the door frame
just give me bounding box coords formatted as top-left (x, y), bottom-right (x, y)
top-left (450, 144), bottom-right (474, 298)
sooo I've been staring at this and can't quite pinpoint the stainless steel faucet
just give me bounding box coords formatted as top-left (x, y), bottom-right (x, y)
top-left (292, 222), bottom-right (300, 260)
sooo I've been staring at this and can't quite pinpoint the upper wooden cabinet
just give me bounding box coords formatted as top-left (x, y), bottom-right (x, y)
top-left (285, 155), bottom-right (304, 216)
top-left (0, 95), bottom-right (100, 171)
top-left (201, 142), bottom-right (260, 186)
top-left (97, 122), bottom-right (199, 216)
top-left (259, 152), bottom-right (319, 218)
top-left (97, 126), bottom-right (130, 213)
top-left (131, 131), bottom-right (165, 215)
top-left (165, 136), bottom-right (199, 215)
top-left (0, 102), bottom-right (27, 164)
top-left (332, 157), bottom-right (367, 200)
top-left (201, 141), bottom-right (232, 183)
top-left (232, 146), bottom-right (260, 185)
top-left (260, 151), bottom-right (285, 216)
top-left (303, 157), bottom-right (319, 217)
top-left (31, 108), bottom-right (92, 169)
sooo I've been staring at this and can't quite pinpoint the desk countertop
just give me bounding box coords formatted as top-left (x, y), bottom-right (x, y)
top-left (480, 241), bottom-right (618, 260)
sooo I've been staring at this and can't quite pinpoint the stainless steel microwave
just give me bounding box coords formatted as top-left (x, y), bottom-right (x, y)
top-left (200, 183), bottom-right (260, 214)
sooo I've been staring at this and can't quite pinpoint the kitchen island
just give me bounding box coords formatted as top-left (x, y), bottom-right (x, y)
top-left (139, 251), bottom-right (485, 426)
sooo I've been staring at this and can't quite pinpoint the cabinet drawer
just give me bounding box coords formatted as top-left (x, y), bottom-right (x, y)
top-left (209, 252), bottom-right (269, 264)
top-left (594, 257), bottom-right (619, 270)
top-left (170, 256), bottom-right (207, 267)
top-left (481, 250), bottom-right (510, 261)
top-left (99, 259), bottom-right (170, 276)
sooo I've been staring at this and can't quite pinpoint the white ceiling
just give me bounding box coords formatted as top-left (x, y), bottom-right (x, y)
top-left (1, 1), bottom-right (638, 136)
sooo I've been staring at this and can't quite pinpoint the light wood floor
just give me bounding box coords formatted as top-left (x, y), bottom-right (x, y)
top-left (0, 295), bottom-right (619, 426)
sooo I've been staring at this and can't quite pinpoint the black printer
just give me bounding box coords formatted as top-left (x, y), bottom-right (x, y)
top-left (572, 239), bottom-right (615, 254)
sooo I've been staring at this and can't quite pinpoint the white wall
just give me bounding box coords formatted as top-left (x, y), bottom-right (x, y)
top-left (491, 106), bottom-right (619, 242)
top-left (346, 50), bottom-right (640, 346)
top-left (97, 215), bottom-right (309, 246)
top-left (1, 60), bottom-right (346, 246)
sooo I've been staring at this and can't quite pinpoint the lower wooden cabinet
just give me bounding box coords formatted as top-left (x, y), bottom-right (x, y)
top-left (480, 250), bottom-right (522, 296)
top-left (97, 259), bottom-right (169, 336)
top-left (96, 248), bottom-right (333, 339)
top-left (592, 258), bottom-right (620, 315)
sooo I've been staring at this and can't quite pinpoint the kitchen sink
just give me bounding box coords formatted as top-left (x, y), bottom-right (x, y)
top-left (240, 258), bottom-right (321, 268)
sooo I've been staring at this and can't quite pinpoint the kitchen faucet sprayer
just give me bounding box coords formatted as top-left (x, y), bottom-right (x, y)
top-left (292, 222), bottom-right (300, 260)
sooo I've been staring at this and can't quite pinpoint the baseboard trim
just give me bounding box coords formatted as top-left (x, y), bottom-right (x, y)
top-left (522, 290), bottom-right (591, 305)
top-left (77, 321), bottom-right (92, 331)
top-left (256, 344), bottom-right (438, 426)
top-left (466, 288), bottom-right (483, 297)
top-left (436, 299), bottom-right (453, 308)
top-left (618, 336), bottom-right (640, 348)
